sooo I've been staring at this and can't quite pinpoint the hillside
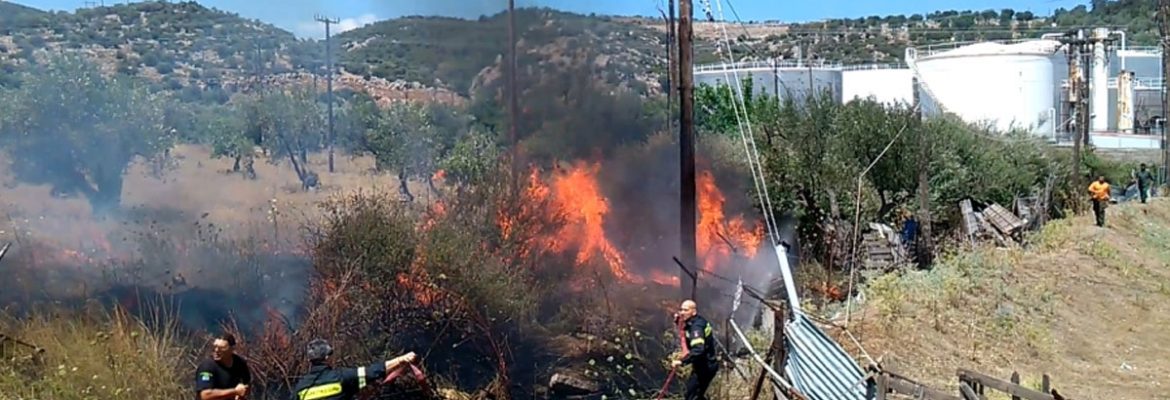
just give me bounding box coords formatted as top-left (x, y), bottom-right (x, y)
top-left (1, 1), bottom-right (1156, 99)
top-left (336, 9), bottom-right (671, 96)
top-left (0, 1), bottom-right (318, 98)
top-left (0, 1), bottom-right (465, 104)
top-left (849, 198), bottom-right (1170, 398)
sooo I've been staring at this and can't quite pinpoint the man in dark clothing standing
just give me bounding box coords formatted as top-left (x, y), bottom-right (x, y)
top-left (671, 300), bottom-right (719, 400)
top-left (195, 333), bottom-right (252, 400)
top-left (290, 339), bottom-right (418, 400)
top-left (1136, 163), bottom-right (1155, 203)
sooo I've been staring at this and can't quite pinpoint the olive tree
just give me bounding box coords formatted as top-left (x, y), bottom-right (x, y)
top-left (0, 55), bottom-right (174, 215)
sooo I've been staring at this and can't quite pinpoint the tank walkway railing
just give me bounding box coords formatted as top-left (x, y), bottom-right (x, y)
top-left (914, 37), bottom-right (1058, 57)
top-left (695, 60), bottom-right (910, 73)
top-left (1119, 46), bottom-right (1162, 54)
top-left (695, 59), bottom-right (844, 73)
top-left (1059, 76), bottom-right (1165, 90)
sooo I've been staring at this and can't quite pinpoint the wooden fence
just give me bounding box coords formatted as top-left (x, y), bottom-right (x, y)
top-left (874, 368), bottom-right (1068, 400)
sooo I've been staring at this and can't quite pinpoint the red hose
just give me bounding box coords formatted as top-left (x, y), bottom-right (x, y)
top-left (654, 367), bottom-right (677, 400)
top-left (382, 363), bottom-right (431, 395)
top-left (656, 317), bottom-right (688, 399)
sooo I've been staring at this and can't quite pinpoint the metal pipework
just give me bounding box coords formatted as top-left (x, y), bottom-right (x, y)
top-left (1091, 27), bottom-right (1110, 132)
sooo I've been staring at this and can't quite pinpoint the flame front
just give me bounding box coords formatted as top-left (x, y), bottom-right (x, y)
top-left (697, 170), bottom-right (765, 273)
top-left (545, 161), bottom-right (636, 282)
top-left (519, 161), bottom-right (764, 287)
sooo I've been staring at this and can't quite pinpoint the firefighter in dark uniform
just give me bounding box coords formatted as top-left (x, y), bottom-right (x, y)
top-left (290, 339), bottom-right (418, 400)
top-left (671, 299), bottom-right (719, 400)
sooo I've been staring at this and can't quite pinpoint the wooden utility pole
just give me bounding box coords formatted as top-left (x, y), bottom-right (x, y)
top-left (1160, 0), bottom-right (1170, 186)
top-left (1060, 30), bottom-right (1090, 189)
top-left (508, 0), bottom-right (520, 181)
top-left (315, 15), bottom-right (340, 173)
top-left (678, 0), bottom-right (697, 299)
top-left (665, 0), bottom-right (676, 136)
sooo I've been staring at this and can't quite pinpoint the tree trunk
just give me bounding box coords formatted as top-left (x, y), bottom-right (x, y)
top-left (916, 146), bottom-right (934, 268)
top-left (398, 171), bottom-right (414, 202)
top-left (427, 174), bottom-right (441, 199)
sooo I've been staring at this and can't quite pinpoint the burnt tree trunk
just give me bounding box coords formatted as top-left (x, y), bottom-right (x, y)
top-left (398, 171), bottom-right (414, 202)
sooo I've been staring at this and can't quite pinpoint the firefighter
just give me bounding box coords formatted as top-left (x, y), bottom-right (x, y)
top-left (671, 300), bottom-right (719, 400)
top-left (1088, 175), bottom-right (1111, 227)
top-left (290, 339), bottom-right (418, 400)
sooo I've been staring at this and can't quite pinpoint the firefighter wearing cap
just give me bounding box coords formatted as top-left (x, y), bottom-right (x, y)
top-left (671, 299), bottom-right (719, 400)
top-left (290, 339), bottom-right (418, 400)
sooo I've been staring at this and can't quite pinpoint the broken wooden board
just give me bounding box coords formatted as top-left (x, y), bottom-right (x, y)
top-left (974, 212), bottom-right (1008, 247)
top-left (983, 203), bottom-right (1026, 236)
top-left (863, 233), bottom-right (901, 269)
top-left (959, 200), bottom-right (979, 241)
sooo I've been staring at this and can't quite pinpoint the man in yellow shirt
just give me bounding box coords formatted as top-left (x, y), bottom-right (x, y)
top-left (1088, 176), bottom-right (1111, 227)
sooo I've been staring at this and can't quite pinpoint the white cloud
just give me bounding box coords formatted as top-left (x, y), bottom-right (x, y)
top-left (295, 13), bottom-right (379, 39)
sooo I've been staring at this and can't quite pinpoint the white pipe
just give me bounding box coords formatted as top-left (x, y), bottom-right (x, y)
top-left (1111, 30), bottom-right (1127, 71)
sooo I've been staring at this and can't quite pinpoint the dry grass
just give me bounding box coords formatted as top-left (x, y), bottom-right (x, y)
top-left (849, 199), bottom-right (1170, 399)
top-left (0, 144), bottom-right (434, 246)
top-left (0, 304), bottom-right (193, 400)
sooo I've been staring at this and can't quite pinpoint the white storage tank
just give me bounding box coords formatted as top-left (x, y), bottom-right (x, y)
top-left (908, 40), bottom-right (1061, 135)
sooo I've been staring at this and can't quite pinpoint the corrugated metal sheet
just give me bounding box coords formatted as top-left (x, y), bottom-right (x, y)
top-left (785, 314), bottom-right (868, 400)
top-left (772, 244), bottom-right (870, 400)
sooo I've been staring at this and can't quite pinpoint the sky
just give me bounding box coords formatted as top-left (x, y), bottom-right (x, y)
top-left (12, 0), bottom-right (1090, 38)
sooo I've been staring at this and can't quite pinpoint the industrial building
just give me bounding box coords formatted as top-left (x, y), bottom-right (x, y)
top-left (693, 29), bottom-right (1164, 150)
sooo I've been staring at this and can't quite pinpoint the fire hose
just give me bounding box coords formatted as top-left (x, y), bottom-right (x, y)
top-left (654, 317), bottom-right (688, 400)
top-left (381, 362), bottom-right (431, 396)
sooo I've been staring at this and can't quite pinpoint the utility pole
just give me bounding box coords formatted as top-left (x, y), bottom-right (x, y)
top-left (315, 14), bottom-right (340, 173)
top-left (508, 0), bottom-right (520, 181)
top-left (662, 0), bottom-right (676, 137)
top-left (1160, 0), bottom-right (1170, 186)
top-left (1059, 30), bottom-right (1091, 189)
top-left (678, 0), bottom-right (697, 300)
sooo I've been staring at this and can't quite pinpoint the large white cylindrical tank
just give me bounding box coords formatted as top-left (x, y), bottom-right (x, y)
top-left (841, 67), bottom-right (914, 106)
top-left (910, 40), bottom-right (1061, 135)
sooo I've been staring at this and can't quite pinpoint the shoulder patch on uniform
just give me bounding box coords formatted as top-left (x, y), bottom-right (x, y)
top-left (199, 372), bottom-right (212, 381)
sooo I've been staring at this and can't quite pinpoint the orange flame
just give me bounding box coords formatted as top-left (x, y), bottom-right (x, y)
top-left (544, 161), bottom-right (637, 282)
top-left (697, 170), bottom-right (765, 273)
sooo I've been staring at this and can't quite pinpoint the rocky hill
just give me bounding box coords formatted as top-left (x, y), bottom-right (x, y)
top-left (0, 0), bottom-right (1156, 101)
top-left (0, 1), bottom-right (463, 104)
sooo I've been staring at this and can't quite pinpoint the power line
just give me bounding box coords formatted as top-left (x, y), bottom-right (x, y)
top-left (314, 14), bottom-right (340, 174)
